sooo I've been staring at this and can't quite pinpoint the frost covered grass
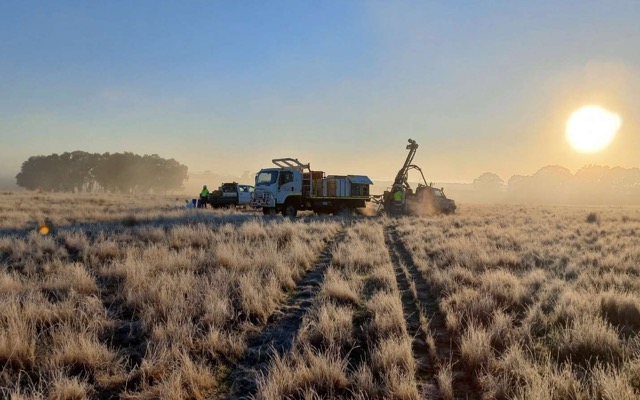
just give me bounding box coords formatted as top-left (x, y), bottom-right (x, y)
top-left (256, 221), bottom-right (419, 399)
top-left (397, 205), bottom-right (640, 399)
top-left (0, 191), bottom-right (252, 231)
top-left (0, 192), bottom-right (340, 398)
top-left (2, 193), bottom-right (640, 398)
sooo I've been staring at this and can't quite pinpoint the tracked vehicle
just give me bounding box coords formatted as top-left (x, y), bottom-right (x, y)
top-left (379, 139), bottom-right (456, 215)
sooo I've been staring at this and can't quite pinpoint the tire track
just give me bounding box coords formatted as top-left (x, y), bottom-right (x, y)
top-left (95, 275), bottom-right (147, 399)
top-left (225, 229), bottom-right (346, 399)
top-left (384, 227), bottom-right (436, 397)
top-left (384, 224), bottom-right (477, 400)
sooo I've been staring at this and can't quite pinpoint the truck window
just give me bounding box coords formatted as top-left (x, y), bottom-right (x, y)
top-left (257, 171), bottom-right (278, 186)
top-left (434, 190), bottom-right (444, 197)
top-left (279, 171), bottom-right (294, 186)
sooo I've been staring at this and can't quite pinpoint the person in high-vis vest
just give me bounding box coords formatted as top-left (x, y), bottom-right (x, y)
top-left (393, 188), bottom-right (404, 203)
top-left (391, 186), bottom-right (404, 214)
top-left (199, 185), bottom-right (209, 208)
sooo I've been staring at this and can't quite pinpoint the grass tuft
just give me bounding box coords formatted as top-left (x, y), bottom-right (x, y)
top-left (586, 212), bottom-right (599, 223)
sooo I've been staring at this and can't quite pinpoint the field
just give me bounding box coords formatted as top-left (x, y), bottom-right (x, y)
top-left (1, 192), bottom-right (640, 399)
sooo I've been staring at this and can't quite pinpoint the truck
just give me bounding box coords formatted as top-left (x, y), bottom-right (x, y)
top-left (206, 182), bottom-right (255, 208)
top-left (251, 158), bottom-right (373, 217)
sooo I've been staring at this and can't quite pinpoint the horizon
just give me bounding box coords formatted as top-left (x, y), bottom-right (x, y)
top-left (4, 157), bottom-right (639, 195)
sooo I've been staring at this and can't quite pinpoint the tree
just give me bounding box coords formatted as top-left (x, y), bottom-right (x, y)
top-left (15, 151), bottom-right (188, 193)
top-left (473, 172), bottom-right (505, 192)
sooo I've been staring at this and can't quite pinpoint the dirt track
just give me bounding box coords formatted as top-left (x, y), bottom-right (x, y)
top-left (223, 221), bottom-right (478, 399)
top-left (385, 224), bottom-right (477, 400)
top-left (225, 230), bottom-right (346, 399)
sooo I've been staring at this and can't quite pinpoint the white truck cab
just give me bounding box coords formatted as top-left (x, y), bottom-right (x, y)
top-left (253, 166), bottom-right (303, 213)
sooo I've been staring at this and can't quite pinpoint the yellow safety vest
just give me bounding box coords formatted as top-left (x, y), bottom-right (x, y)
top-left (393, 190), bottom-right (403, 202)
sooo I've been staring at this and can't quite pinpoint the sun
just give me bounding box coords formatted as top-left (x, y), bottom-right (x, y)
top-left (566, 105), bottom-right (622, 153)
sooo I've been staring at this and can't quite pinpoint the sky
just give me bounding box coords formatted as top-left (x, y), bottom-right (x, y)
top-left (1, 1), bottom-right (639, 183)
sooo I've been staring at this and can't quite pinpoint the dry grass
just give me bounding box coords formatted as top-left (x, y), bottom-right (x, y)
top-left (0, 193), bottom-right (340, 398)
top-left (256, 221), bottom-right (419, 399)
top-left (436, 361), bottom-right (454, 400)
top-left (0, 191), bottom-right (255, 231)
top-left (3, 193), bottom-right (640, 398)
top-left (397, 205), bottom-right (640, 398)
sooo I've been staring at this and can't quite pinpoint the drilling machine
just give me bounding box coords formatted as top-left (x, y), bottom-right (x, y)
top-left (379, 139), bottom-right (456, 215)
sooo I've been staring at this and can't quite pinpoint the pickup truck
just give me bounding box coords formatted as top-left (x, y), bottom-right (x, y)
top-left (207, 182), bottom-right (254, 208)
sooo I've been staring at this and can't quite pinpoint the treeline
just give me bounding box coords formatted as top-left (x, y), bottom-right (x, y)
top-left (15, 151), bottom-right (188, 193)
top-left (454, 165), bottom-right (640, 204)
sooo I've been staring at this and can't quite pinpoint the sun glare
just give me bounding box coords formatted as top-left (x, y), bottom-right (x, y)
top-left (566, 105), bottom-right (622, 153)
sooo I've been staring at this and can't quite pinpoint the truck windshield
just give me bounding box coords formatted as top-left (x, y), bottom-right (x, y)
top-left (256, 171), bottom-right (278, 186)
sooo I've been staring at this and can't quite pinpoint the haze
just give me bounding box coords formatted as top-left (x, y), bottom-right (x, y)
top-left (1, 1), bottom-right (639, 184)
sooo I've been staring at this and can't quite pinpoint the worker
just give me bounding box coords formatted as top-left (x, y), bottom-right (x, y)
top-left (391, 186), bottom-right (404, 214)
top-left (199, 185), bottom-right (209, 208)
top-left (393, 187), bottom-right (404, 203)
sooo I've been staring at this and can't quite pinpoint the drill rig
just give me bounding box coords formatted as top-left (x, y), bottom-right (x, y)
top-left (379, 139), bottom-right (456, 215)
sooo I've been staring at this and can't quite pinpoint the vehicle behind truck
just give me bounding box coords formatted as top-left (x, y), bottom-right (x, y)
top-left (207, 182), bottom-right (254, 208)
top-left (251, 158), bottom-right (373, 217)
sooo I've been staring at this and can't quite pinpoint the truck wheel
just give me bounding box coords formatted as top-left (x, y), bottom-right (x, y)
top-left (336, 206), bottom-right (353, 217)
top-left (282, 204), bottom-right (298, 218)
top-left (262, 207), bottom-right (276, 216)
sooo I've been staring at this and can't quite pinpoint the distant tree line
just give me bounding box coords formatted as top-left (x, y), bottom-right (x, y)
top-left (15, 151), bottom-right (188, 193)
top-left (461, 165), bottom-right (640, 204)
